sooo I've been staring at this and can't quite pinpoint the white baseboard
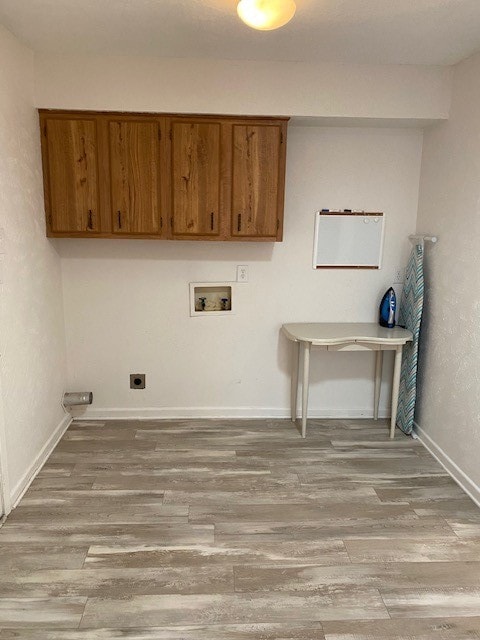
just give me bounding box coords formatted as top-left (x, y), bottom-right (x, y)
top-left (414, 420), bottom-right (480, 508)
top-left (73, 406), bottom-right (390, 420)
top-left (9, 413), bottom-right (72, 511)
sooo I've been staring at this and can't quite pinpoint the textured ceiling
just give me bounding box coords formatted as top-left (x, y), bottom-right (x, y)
top-left (0, 0), bottom-right (479, 65)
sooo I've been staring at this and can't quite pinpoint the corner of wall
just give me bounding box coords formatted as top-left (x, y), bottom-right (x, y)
top-left (414, 421), bottom-right (480, 508)
top-left (10, 413), bottom-right (72, 510)
top-left (0, 24), bottom-right (69, 515)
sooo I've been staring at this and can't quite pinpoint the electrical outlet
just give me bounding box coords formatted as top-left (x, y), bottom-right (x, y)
top-left (237, 265), bottom-right (248, 282)
top-left (130, 374), bottom-right (146, 389)
top-left (393, 267), bottom-right (405, 284)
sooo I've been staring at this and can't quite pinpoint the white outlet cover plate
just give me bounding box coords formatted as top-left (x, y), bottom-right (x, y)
top-left (236, 265), bottom-right (248, 282)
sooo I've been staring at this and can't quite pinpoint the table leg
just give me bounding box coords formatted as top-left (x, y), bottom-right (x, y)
top-left (390, 346), bottom-right (403, 439)
top-left (291, 341), bottom-right (300, 422)
top-left (374, 350), bottom-right (383, 421)
top-left (301, 341), bottom-right (311, 439)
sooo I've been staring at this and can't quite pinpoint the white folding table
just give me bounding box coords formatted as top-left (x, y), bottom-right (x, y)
top-left (282, 323), bottom-right (413, 439)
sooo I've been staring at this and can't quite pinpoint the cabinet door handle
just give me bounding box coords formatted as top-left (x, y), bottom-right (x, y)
top-left (117, 211), bottom-right (122, 229)
top-left (87, 210), bottom-right (93, 230)
top-left (237, 214), bottom-right (242, 232)
top-left (210, 212), bottom-right (214, 230)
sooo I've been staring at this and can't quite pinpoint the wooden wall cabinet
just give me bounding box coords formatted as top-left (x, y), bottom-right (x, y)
top-left (39, 110), bottom-right (288, 242)
top-left (108, 118), bottom-right (163, 236)
top-left (170, 118), bottom-right (225, 239)
top-left (41, 116), bottom-right (100, 234)
top-left (231, 124), bottom-right (284, 240)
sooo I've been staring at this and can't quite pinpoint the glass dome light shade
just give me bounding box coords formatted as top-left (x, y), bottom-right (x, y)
top-left (237, 0), bottom-right (296, 31)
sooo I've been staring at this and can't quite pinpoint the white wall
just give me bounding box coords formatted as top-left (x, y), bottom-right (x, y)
top-left (59, 126), bottom-right (423, 419)
top-left (0, 25), bottom-right (68, 507)
top-left (34, 54), bottom-right (452, 122)
top-left (415, 51), bottom-right (480, 495)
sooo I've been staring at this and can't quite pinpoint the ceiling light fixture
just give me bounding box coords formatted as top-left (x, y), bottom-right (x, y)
top-left (237, 0), bottom-right (296, 31)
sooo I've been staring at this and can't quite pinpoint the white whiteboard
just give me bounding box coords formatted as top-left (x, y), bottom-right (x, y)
top-left (313, 212), bottom-right (385, 269)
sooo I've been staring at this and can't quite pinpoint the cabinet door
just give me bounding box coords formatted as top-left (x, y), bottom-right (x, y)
top-left (109, 120), bottom-right (161, 234)
top-left (171, 121), bottom-right (222, 237)
top-left (44, 118), bottom-right (99, 233)
top-left (231, 124), bottom-right (283, 239)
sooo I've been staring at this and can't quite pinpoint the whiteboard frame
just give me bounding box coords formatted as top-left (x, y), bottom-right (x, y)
top-left (312, 211), bottom-right (385, 270)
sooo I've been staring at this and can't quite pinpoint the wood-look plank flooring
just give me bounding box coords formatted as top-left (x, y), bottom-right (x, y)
top-left (1, 418), bottom-right (480, 638)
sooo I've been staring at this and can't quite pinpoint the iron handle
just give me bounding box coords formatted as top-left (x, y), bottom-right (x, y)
top-left (237, 213), bottom-right (242, 232)
top-left (210, 212), bottom-right (214, 230)
top-left (87, 210), bottom-right (93, 230)
top-left (117, 210), bottom-right (122, 229)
